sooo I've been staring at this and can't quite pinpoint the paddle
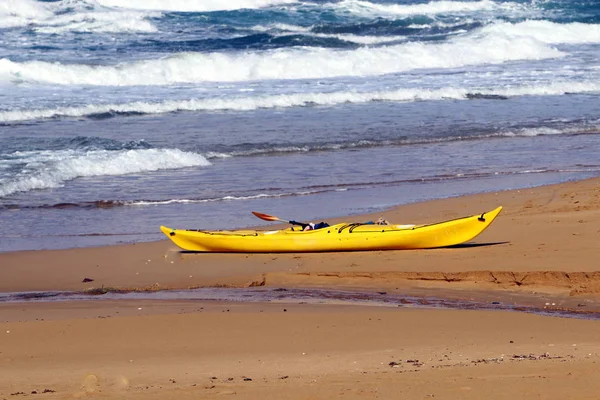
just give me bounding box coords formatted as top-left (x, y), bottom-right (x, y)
top-left (252, 211), bottom-right (306, 227)
top-left (252, 211), bottom-right (291, 223)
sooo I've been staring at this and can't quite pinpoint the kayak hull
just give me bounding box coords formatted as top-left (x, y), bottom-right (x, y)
top-left (161, 206), bottom-right (502, 253)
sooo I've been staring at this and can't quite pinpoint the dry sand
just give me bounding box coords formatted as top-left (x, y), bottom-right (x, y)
top-left (1, 177), bottom-right (599, 399)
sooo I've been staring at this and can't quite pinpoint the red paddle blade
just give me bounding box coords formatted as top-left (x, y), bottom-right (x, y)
top-left (252, 211), bottom-right (282, 222)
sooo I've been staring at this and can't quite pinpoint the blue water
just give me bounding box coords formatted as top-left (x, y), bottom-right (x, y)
top-left (1, 0), bottom-right (599, 251)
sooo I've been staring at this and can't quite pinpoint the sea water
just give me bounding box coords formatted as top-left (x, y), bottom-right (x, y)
top-left (0, 0), bottom-right (599, 251)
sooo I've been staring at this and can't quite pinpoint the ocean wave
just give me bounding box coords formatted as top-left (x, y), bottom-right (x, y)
top-left (159, 32), bottom-right (362, 53)
top-left (0, 0), bottom-right (53, 29)
top-left (6, 165), bottom-right (600, 211)
top-left (0, 88), bottom-right (467, 122)
top-left (502, 127), bottom-right (563, 137)
top-left (478, 19), bottom-right (600, 44)
top-left (3, 81), bottom-right (600, 123)
top-left (199, 127), bottom-right (599, 158)
top-left (0, 22), bottom-right (565, 86)
top-left (0, 0), bottom-right (158, 33)
top-left (129, 192), bottom-right (297, 205)
top-left (34, 10), bottom-right (158, 34)
top-left (250, 23), bottom-right (407, 45)
top-left (326, 0), bottom-right (530, 18)
top-left (0, 191), bottom-right (325, 210)
top-left (95, 0), bottom-right (298, 12)
top-left (0, 148), bottom-right (210, 198)
top-left (308, 18), bottom-right (483, 38)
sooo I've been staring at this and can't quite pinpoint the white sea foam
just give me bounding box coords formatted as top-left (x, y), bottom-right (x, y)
top-left (292, 31), bottom-right (406, 45)
top-left (0, 88), bottom-right (468, 122)
top-left (491, 81), bottom-right (600, 97)
top-left (406, 19), bottom-right (477, 29)
top-left (129, 193), bottom-right (283, 206)
top-left (478, 20), bottom-right (600, 44)
top-left (0, 149), bottom-right (210, 197)
top-left (251, 23), bottom-right (406, 44)
top-left (253, 23), bottom-right (311, 32)
top-left (328, 0), bottom-right (522, 17)
top-left (34, 9), bottom-right (158, 34)
top-left (0, 0), bottom-right (157, 33)
top-left (0, 22), bottom-right (566, 86)
top-left (3, 80), bottom-right (600, 123)
top-left (503, 127), bottom-right (563, 137)
top-left (0, 0), bottom-right (53, 28)
top-left (95, 0), bottom-right (298, 12)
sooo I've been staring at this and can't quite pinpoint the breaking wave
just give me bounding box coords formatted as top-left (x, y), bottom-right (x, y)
top-left (4, 165), bottom-right (599, 211)
top-left (0, 0), bottom-right (53, 29)
top-left (249, 23), bottom-right (407, 45)
top-left (478, 20), bottom-right (600, 44)
top-left (0, 148), bottom-right (210, 197)
top-left (0, 0), bottom-right (158, 33)
top-left (95, 0), bottom-right (298, 12)
top-left (3, 81), bottom-right (600, 123)
top-left (2, 19), bottom-right (579, 86)
top-left (328, 0), bottom-right (526, 17)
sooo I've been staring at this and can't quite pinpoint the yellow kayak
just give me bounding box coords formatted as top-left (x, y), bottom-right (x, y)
top-left (160, 206), bottom-right (502, 253)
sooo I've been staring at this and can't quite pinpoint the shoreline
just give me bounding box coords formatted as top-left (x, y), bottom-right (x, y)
top-left (1, 176), bottom-right (598, 295)
top-left (1, 176), bottom-right (599, 399)
top-left (2, 172), bottom-right (597, 254)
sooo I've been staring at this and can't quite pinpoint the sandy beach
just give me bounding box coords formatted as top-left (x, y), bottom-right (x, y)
top-left (1, 177), bottom-right (599, 399)
top-left (3, 1), bottom-right (599, 398)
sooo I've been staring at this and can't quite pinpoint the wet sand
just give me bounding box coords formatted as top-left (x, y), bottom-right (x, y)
top-left (1, 177), bottom-right (599, 399)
